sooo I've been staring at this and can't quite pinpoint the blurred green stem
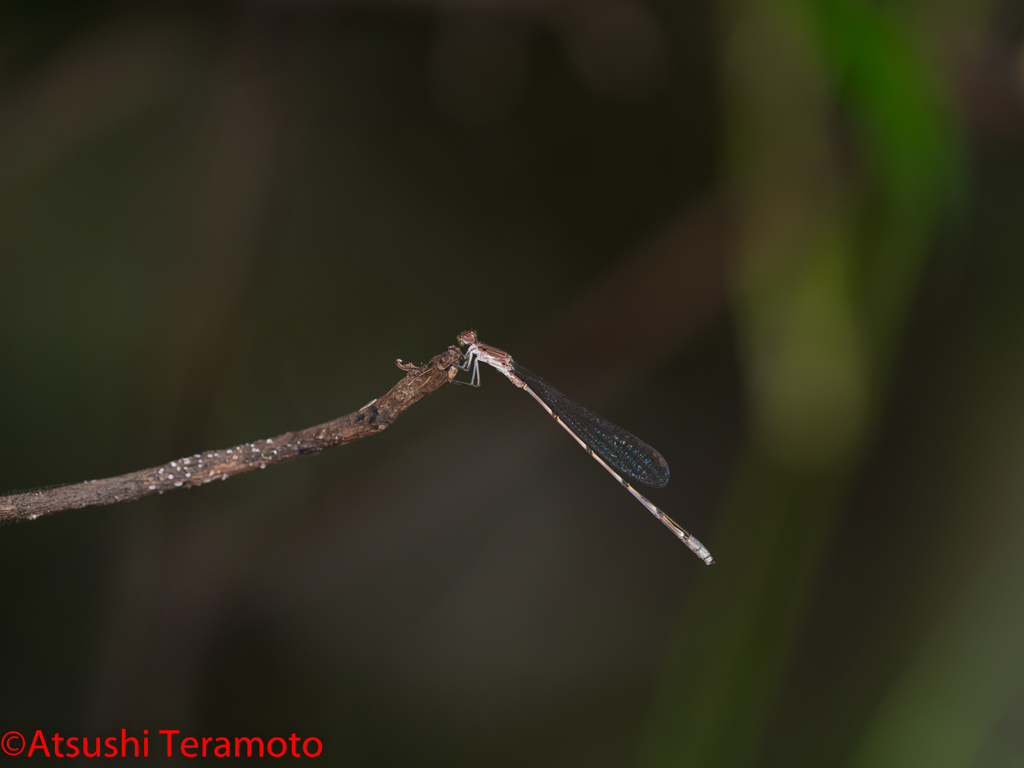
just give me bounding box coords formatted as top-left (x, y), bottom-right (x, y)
top-left (636, 0), bottom-right (960, 765)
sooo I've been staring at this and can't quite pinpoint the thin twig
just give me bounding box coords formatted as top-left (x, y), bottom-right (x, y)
top-left (1, 344), bottom-right (463, 523)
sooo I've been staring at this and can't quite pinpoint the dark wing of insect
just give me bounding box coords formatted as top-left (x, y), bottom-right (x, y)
top-left (511, 363), bottom-right (670, 488)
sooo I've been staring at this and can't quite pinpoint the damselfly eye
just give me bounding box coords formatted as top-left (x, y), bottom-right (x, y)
top-left (457, 330), bottom-right (478, 346)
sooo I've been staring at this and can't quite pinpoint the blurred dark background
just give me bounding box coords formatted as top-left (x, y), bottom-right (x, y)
top-left (2, 0), bottom-right (1023, 765)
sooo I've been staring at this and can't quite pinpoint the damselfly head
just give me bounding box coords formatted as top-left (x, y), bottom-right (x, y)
top-left (457, 330), bottom-right (478, 347)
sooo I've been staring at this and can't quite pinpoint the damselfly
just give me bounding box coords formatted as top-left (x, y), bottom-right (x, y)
top-left (457, 330), bottom-right (713, 565)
